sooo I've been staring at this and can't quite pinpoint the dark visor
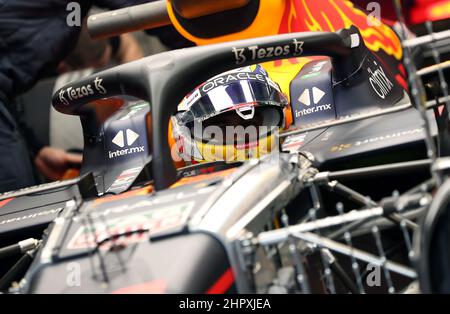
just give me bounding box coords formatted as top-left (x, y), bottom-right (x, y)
top-left (175, 76), bottom-right (288, 125)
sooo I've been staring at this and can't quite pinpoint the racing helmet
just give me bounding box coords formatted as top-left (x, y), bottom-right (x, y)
top-left (171, 65), bottom-right (288, 163)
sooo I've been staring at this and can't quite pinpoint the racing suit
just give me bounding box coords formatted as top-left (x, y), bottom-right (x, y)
top-left (0, 0), bottom-right (150, 192)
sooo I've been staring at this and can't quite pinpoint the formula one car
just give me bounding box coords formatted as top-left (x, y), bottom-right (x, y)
top-left (0, 0), bottom-right (449, 294)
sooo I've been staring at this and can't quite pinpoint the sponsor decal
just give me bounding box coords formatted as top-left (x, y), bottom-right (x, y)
top-left (118, 102), bottom-right (149, 121)
top-left (367, 61), bottom-right (394, 99)
top-left (201, 72), bottom-right (266, 94)
top-left (330, 143), bottom-right (353, 152)
top-left (59, 76), bottom-right (106, 105)
top-left (179, 89), bottom-right (202, 111)
top-left (107, 167), bottom-right (142, 193)
top-left (296, 103), bottom-right (333, 115)
top-left (94, 76), bottom-right (107, 94)
top-left (282, 133), bottom-right (307, 152)
top-left (232, 39), bottom-right (304, 65)
top-left (300, 60), bottom-right (328, 80)
top-left (354, 128), bottom-right (423, 146)
top-left (178, 67), bottom-right (282, 111)
top-left (0, 208), bottom-right (63, 226)
top-left (112, 129), bottom-right (139, 148)
top-left (108, 146), bottom-right (145, 159)
top-left (0, 179), bottom-right (79, 199)
top-left (67, 202), bottom-right (194, 250)
top-left (330, 128), bottom-right (424, 152)
top-left (109, 129), bottom-right (145, 159)
top-left (295, 86), bottom-right (332, 117)
top-left (300, 72), bottom-right (321, 80)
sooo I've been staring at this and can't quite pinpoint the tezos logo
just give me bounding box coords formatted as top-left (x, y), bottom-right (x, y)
top-left (367, 62), bottom-right (394, 99)
top-left (232, 39), bottom-right (304, 64)
top-left (108, 129), bottom-right (145, 159)
top-left (59, 76), bottom-right (107, 105)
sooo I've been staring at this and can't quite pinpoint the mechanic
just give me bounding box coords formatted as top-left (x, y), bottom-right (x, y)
top-left (0, 0), bottom-right (188, 193)
top-left (57, 20), bottom-right (145, 74)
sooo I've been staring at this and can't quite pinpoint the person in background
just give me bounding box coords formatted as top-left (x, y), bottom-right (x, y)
top-left (57, 19), bottom-right (145, 73)
top-left (0, 0), bottom-right (153, 192)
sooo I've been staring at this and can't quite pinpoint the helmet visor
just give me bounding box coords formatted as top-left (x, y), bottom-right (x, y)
top-left (175, 73), bottom-right (288, 125)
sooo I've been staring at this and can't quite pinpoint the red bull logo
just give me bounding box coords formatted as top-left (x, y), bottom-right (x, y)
top-left (278, 0), bottom-right (403, 61)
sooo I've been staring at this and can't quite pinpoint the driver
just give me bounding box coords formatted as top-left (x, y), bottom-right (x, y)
top-left (171, 64), bottom-right (291, 165)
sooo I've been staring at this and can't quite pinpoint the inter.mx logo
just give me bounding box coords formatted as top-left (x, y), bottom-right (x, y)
top-left (108, 129), bottom-right (145, 159)
top-left (295, 87), bottom-right (332, 118)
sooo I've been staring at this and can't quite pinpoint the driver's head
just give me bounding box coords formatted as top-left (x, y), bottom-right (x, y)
top-left (171, 64), bottom-right (288, 164)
